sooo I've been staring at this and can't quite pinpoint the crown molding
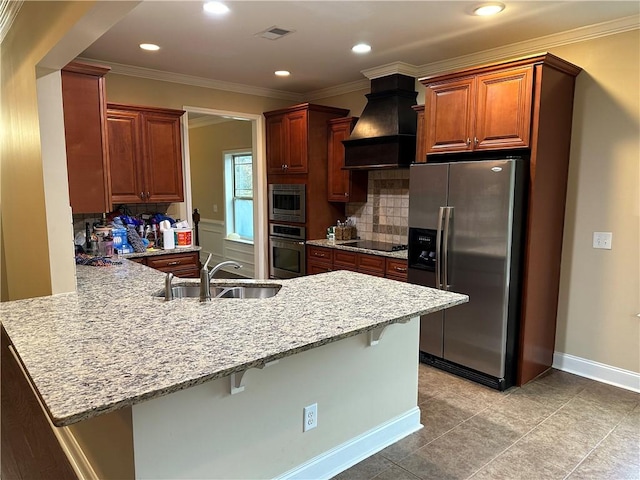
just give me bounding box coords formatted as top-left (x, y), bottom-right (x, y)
top-left (415, 14), bottom-right (640, 79)
top-left (360, 62), bottom-right (422, 80)
top-left (305, 78), bottom-right (370, 101)
top-left (77, 14), bottom-right (638, 102)
top-left (0, 0), bottom-right (23, 43)
top-left (77, 57), bottom-right (305, 102)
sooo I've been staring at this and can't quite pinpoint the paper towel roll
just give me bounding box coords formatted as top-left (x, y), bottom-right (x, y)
top-left (163, 228), bottom-right (175, 250)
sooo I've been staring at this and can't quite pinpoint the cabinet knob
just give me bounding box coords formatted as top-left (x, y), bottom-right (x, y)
top-left (466, 138), bottom-right (471, 146)
top-left (474, 137), bottom-right (478, 145)
top-left (146, 192), bottom-right (150, 199)
top-left (139, 192), bottom-right (145, 199)
top-left (345, 192), bottom-right (349, 197)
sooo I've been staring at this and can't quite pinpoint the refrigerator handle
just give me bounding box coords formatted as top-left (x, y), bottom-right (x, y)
top-left (435, 207), bottom-right (445, 289)
top-left (443, 207), bottom-right (453, 291)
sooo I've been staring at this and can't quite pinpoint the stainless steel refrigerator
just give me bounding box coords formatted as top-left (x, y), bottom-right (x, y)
top-left (407, 158), bottom-right (527, 390)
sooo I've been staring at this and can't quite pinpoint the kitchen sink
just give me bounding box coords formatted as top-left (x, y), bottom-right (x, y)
top-left (152, 283), bottom-right (280, 300)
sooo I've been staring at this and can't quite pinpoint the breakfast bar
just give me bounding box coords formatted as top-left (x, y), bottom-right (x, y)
top-left (1, 260), bottom-right (467, 479)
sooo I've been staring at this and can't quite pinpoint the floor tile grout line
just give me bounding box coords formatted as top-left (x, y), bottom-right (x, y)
top-left (561, 412), bottom-right (630, 480)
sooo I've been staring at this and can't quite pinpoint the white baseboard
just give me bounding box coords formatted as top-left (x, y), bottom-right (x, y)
top-left (553, 352), bottom-right (640, 393)
top-left (275, 407), bottom-right (422, 480)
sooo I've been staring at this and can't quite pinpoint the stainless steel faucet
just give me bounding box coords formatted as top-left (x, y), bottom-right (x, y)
top-left (199, 254), bottom-right (243, 302)
top-left (164, 272), bottom-right (175, 301)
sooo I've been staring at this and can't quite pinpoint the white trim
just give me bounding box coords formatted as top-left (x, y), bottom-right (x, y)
top-left (360, 61), bottom-right (423, 80)
top-left (78, 57), bottom-right (304, 102)
top-left (553, 352), bottom-right (640, 393)
top-left (305, 78), bottom-right (370, 101)
top-left (275, 407), bottom-right (422, 480)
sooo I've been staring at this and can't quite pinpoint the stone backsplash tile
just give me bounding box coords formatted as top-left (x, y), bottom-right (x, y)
top-left (346, 169), bottom-right (409, 245)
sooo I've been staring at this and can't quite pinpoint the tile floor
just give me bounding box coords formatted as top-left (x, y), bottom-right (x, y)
top-left (333, 365), bottom-right (639, 480)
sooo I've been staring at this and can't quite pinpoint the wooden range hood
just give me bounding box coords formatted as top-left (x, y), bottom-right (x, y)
top-left (342, 73), bottom-right (418, 169)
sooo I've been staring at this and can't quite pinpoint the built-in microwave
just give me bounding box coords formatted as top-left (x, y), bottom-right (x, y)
top-left (269, 184), bottom-right (306, 223)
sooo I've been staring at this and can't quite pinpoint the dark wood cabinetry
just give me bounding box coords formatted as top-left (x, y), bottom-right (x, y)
top-left (412, 105), bottom-right (426, 164)
top-left (129, 251), bottom-right (199, 278)
top-left (423, 65), bottom-right (533, 154)
top-left (107, 103), bottom-right (185, 204)
top-left (307, 246), bottom-right (407, 282)
top-left (419, 53), bottom-right (581, 385)
top-left (327, 117), bottom-right (367, 202)
top-left (264, 103), bottom-right (349, 241)
top-left (61, 61), bottom-right (112, 214)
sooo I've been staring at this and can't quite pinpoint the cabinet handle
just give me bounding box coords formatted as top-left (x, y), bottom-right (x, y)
top-left (466, 138), bottom-right (471, 146)
top-left (395, 267), bottom-right (407, 273)
top-left (474, 137), bottom-right (478, 145)
top-left (167, 261), bottom-right (181, 266)
top-left (314, 252), bottom-right (325, 258)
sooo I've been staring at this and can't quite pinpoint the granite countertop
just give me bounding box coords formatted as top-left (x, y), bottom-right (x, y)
top-left (121, 245), bottom-right (201, 259)
top-left (306, 239), bottom-right (408, 260)
top-left (1, 261), bottom-right (466, 427)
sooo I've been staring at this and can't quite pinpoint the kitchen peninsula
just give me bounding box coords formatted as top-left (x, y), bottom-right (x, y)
top-left (1, 260), bottom-right (466, 479)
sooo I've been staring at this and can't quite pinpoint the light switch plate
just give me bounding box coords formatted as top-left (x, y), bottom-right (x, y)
top-left (593, 232), bottom-right (612, 250)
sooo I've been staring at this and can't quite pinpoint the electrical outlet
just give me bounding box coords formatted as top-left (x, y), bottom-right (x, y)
top-left (213, 204), bottom-right (218, 213)
top-left (593, 232), bottom-right (612, 250)
top-left (303, 403), bottom-right (317, 432)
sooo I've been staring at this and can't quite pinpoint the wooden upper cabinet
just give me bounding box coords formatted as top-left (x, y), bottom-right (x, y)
top-left (61, 61), bottom-right (112, 214)
top-left (107, 103), bottom-right (185, 204)
top-left (265, 108), bottom-right (308, 174)
top-left (107, 110), bottom-right (143, 204)
top-left (327, 117), bottom-right (367, 203)
top-left (412, 105), bottom-right (426, 163)
top-left (474, 67), bottom-right (533, 151)
top-left (422, 65), bottom-right (533, 155)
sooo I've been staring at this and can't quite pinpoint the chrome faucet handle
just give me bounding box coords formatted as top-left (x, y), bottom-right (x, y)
top-left (165, 272), bottom-right (175, 301)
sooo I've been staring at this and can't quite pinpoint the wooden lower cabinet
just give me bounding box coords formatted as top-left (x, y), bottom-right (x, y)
top-left (128, 251), bottom-right (200, 278)
top-left (306, 246), bottom-right (407, 282)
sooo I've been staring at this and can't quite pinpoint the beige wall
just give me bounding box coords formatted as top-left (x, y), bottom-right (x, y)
top-left (188, 121), bottom-right (253, 221)
top-left (549, 31), bottom-right (639, 373)
top-left (1, 1), bottom-right (94, 300)
top-left (105, 73), bottom-right (291, 115)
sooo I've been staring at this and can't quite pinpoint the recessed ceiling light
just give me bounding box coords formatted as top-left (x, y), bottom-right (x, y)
top-left (139, 43), bottom-right (160, 51)
top-left (473, 2), bottom-right (505, 16)
top-left (275, 70), bottom-right (290, 77)
top-left (203, 1), bottom-right (229, 15)
top-left (352, 43), bottom-right (372, 54)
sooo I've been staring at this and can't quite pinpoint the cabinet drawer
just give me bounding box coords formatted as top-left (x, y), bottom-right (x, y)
top-left (306, 259), bottom-right (332, 275)
top-left (129, 257), bottom-right (146, 264)
top-left (146, 252), bottom-right (199, 270)
top-left (357, 253), bottom-right (385, 276)
top-left (386, 258), bottom-right (408, 281)
top-left (156, 265), bottom-right (200, 279)
top-left (333, 250), bottom-right (357, 269)
top-left (307, 246), bottom-right (333, 264)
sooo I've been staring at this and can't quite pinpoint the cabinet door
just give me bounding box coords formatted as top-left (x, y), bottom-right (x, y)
top-left (108, 110), bottom-right (145, 204)
top-left (333, 249), bottom-right (358, 271)
top-left (61, 65), bottom-right (111, 214)
top-left (327, 117), bottom-right (366, 202)
top-left (413, 105), bottom-right (426, 164)
top-left (385, 258), bottom-right (408, 281)
top-left (474, 66), bottom-right (533, 151)
top-left (266, 114), bottom-right (287, 174)
top-left (357, 253), bottom-right (385, 277)
top-left (142, 112), bottom-right (184, 203)
top-left (285, 109), bottom-right (308, 173)
top-left (425, 77), bottom-right (475, 154)
top-left (307, 246), bottom-right (333, 266)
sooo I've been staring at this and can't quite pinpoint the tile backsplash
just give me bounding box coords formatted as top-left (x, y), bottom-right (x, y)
top-left (346, 169), bottom-right (409, 245)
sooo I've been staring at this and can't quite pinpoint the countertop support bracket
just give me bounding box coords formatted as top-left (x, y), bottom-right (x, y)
top-left (368, 319), bottom-right (411, 346)
top-left (230, 360), bottom-right (280, 394)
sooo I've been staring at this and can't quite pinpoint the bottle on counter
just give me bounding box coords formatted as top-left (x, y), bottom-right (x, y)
top-left (335, 220), bottom-right (344, 241)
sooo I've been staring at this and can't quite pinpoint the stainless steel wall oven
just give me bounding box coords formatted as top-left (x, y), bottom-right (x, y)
top-left (269, 223), bottom-right (306, 279)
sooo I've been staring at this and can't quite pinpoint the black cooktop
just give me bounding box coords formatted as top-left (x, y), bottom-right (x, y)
top-left (344, 241), bottom-right (408, 252)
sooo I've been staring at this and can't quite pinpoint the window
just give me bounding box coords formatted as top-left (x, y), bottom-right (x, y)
top-left (224, 151), bottom-right (253, 242)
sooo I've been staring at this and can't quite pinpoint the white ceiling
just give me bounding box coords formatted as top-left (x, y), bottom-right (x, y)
top-left (80, 1), bottom-right (639, 97)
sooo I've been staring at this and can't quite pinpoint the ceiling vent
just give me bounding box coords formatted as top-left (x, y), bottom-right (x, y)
top-left (256, 26), bottom-right (294, 40)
